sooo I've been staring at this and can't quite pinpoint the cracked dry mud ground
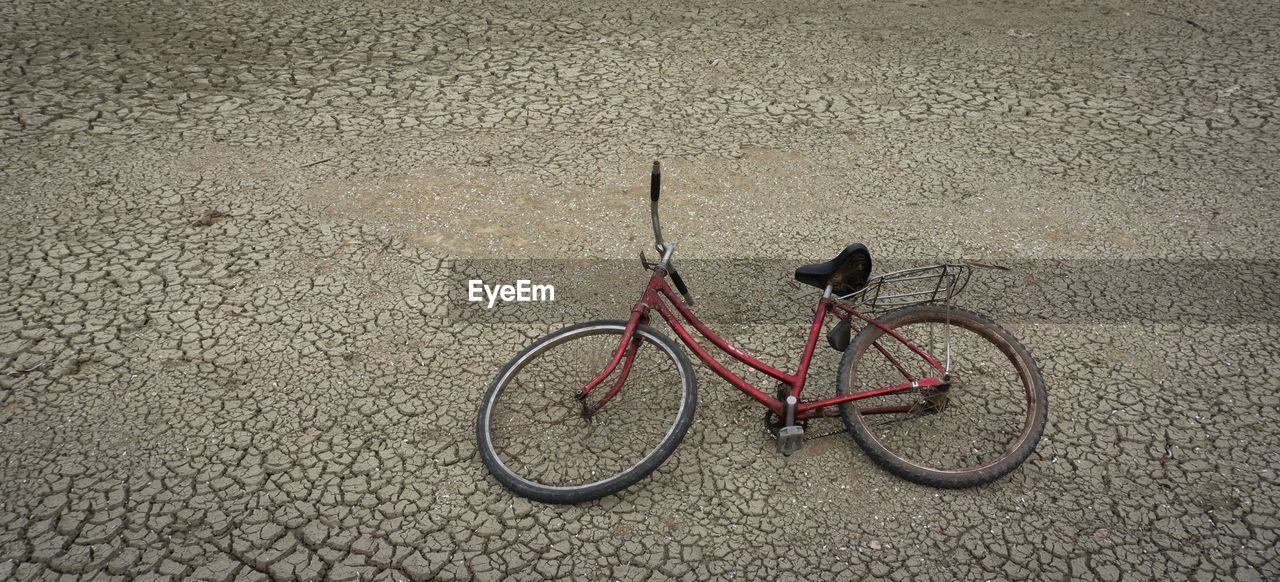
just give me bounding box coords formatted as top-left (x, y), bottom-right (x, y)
top-left (2, 0), bottom-right (1279, 579)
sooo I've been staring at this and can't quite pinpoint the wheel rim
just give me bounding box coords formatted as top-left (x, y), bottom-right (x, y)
top-left (849, 316), bottom-right (1037, 474)
top-left (482, 325), bottom-right (692, 491)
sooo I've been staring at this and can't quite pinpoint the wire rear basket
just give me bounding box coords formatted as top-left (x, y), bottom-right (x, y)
top-left (839, 263), bottom-right (972, 312)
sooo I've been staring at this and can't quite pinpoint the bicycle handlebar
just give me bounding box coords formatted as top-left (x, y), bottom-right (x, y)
top-left (670, 269), bottom-right (691, 299)
top-left (650, 161), bottom-right (661, 202)
top-left (649, 161), bottom-right (665, 247)
top-left (646, 160), bottom-right (694, 305)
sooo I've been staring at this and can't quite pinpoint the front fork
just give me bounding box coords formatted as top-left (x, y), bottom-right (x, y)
top-left (576, 304), bottom-right (650, 417)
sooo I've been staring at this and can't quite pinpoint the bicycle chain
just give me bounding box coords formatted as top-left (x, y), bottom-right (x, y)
top-left (803, 427), bottom-right (850, 441)
top-left (763, 398), bottom-right (850, 441)
top-left (770, 385), bottom-right (943, 443)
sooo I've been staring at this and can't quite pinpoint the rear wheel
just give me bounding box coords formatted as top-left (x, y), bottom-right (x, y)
top-left (836, 305), bottom-right (1047, 487)
top-left (476, 320), bottom-right (697, 503)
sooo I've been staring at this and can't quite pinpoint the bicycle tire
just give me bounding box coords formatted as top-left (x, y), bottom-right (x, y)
top-left (476, 320), bottom-right (698, 503)
top-left (836, 305), bottom-right (1048, 488)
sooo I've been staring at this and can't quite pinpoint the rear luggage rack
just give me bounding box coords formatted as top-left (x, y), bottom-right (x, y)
top-left (838, 264), bottom-right (972, 312)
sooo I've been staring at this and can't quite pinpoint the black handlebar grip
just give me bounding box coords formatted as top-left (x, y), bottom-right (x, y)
top-left (670, 269), bottom-right (693, 305)
top-left (650, 161), bottom-right (661, 202)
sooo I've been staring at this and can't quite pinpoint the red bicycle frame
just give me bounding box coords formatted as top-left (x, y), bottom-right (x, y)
top-left (579, 265), bottom-right (948, 421)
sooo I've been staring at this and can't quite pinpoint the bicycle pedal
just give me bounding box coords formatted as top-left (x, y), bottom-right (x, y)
top-left (776, 426), bottom-right (805, 456)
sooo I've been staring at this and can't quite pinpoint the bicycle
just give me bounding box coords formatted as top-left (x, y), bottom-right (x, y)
top-left (476, 162), bottom-right (1048, 503)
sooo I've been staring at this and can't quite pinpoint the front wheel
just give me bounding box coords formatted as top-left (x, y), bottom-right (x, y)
top-left (837, 305), bottom-right (1047, 488)
top-left (476, 320), bottom-right (698, 503)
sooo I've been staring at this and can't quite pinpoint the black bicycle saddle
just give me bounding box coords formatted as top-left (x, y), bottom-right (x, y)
top-left (794, 244), bottom-right (873, 296)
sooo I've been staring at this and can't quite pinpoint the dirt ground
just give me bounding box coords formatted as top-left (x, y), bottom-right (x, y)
top-left (2, 0), bottom-right (1278, 579)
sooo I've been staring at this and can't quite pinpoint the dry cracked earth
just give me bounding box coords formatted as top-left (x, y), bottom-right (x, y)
top-left (2, 0), bottom-right (1279, 580)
